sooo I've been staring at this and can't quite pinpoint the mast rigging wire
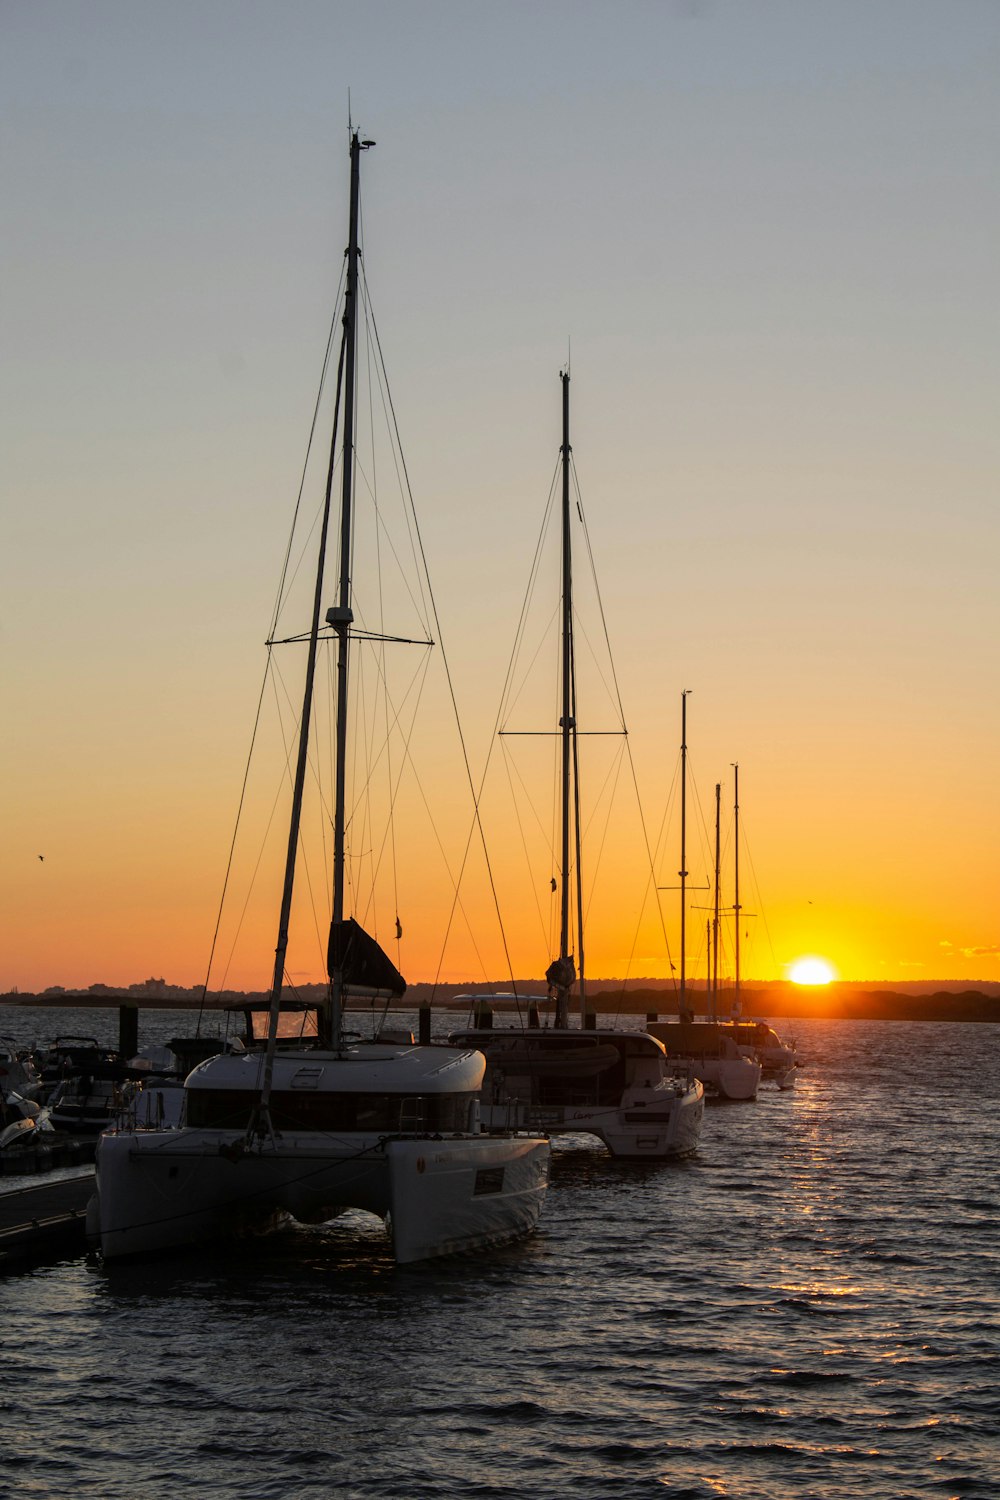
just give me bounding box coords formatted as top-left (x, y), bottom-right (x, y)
top-left (361, 281), bottom-right (518, 1003)
top-left (197, 314), bottom-right (348, 1022)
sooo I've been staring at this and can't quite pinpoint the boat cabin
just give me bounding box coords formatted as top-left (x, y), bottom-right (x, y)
top-left (646, 1020), bottom-right (748, 1062)
top-left (449, 1027), bottom-right (670, 1110)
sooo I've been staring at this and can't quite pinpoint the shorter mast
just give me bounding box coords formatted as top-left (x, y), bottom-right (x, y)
top-left (678, 690), bottom-right (691, 1022)
top-left (571, 637), bottom-right (587, 1028)
top-left (712, 780), bottom-right (721, 1022)
top-left (732, 762), bottom-right (741, 1019)
top-left (706, 917), bottom-right (712, 1001)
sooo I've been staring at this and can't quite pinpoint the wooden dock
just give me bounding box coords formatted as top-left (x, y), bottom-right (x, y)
top-left (0, 1136), bottom-right (95, 1178)
top-left (0, 1170), bottom-right (95, 1263)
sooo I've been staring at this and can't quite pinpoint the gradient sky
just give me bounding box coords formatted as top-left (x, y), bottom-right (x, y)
top-left (3, 1), bottom-right (998, 992)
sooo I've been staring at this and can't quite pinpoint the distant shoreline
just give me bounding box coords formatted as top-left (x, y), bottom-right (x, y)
top-left (3, 984), bottom-right (998, 1024)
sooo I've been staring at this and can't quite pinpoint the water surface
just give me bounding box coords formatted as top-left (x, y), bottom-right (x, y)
top-left (2, 1009), bottom-right (996, 1499)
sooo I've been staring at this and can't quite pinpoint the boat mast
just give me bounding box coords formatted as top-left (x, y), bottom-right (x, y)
top-left (678, 690), bottom-right (691, 1021)
top-left (326, 128), bottom-right (370, 1050)
top-left (257, 137), bottom-right (362, 1108)
top-left (571, 607), bottom-right (587, 1028)
top-left (706, 918), bottom-right (712, 1003)
top-left (732, 761), bottom-right (741, 1019)
top-left (556, 369), bottom-right (576, 1029)
top-left (712, 780), bottom-right (721, 1021)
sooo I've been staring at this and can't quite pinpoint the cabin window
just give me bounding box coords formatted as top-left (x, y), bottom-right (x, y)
top-left (184, 1088), bottom-right (475, 1134)
top-left (241, 1010), bottom-right (321, 1043)
top-left (184, 1089), bottom-right (259, 1129)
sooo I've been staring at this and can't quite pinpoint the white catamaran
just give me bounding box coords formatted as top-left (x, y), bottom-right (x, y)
top-left (89, 131), bottom-right (550, 1266)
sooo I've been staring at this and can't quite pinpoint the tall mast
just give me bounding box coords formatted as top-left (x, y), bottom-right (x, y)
top-left (257, 136), bottom-right (364, 1108)
top-left (732, 761), bottom-right (741, 1018)
top-left (678, 690), bottom-right (690, 1019)
top-left (556, 368), bottom-right (575, 1029)
top-left (327, 128), bottom-right (370, 1049)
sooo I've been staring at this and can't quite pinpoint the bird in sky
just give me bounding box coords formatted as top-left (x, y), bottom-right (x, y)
top-left (38, 855), bottom-right (44, 862)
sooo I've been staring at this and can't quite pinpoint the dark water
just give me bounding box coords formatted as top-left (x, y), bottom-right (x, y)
top-left (2, 1008), bottom-right (997, 1499)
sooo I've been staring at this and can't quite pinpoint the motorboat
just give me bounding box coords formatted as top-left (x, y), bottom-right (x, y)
top-left (89, 129), bottom-right (549, 1266)
top-left (0, 1038), bottom-right (53, 1150)
top-left (36, 1036), bottom-right (115, 1101)
top-left (0, 1038), bottom-right (42, 1103)
top-left (0, 1091), bottom-right (54, 1151)
top-left (31, 1036), bottom-right (137, 1135)
top-left (47, 1066), bottom-right (134, 1134)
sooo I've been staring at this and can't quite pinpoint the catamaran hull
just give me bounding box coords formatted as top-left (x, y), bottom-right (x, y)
top-left (694, 1057), bottom-right (762, 1101)
top-left (90, 1127), bottom-right (549, 1265)
top-left (385, 1137), bottom-right (550, 1262)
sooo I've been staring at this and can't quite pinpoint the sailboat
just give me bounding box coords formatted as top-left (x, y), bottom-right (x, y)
top-left (88, 131), bottom-right (550, 1265)
top-left (450, 372), bottom-right (704, 1159)
top-left (647, 708), bottom-right (762, 1101)
top-left (714, 766), bottom-right (799, 1088)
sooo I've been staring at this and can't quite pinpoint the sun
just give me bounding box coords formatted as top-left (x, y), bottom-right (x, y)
top-left (788, 956), bottom-right (835, 986)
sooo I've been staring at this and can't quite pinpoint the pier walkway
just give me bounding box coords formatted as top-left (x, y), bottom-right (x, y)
top-left (0, 1169), bottom-right (94, 1263)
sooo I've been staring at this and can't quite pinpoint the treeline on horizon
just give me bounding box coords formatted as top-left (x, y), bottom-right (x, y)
top-left (4, 980), bottom-right (999, 1023)
top-left (601, 987), bottom-right (1000, 1024)
top-left (8, 976), bottom-right (1000, 998)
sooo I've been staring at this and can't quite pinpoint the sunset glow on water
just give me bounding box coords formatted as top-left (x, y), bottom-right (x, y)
top-left (0, 1004), bottom-right (996, 1499)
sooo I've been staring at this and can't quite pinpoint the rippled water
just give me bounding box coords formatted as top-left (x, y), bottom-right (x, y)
top-left (2, 1008), bottom-right (997, 1499)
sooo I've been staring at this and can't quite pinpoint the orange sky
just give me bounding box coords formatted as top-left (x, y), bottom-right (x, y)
top-left (3, 5), bottom-right (998, 994)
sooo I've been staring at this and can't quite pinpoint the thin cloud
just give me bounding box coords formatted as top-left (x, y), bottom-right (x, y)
top-left (938, 939), bottom-right (999, 959)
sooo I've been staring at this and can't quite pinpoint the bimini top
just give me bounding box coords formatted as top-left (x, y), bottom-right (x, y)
top-left (450, 1027), bottom-right (669, 1061)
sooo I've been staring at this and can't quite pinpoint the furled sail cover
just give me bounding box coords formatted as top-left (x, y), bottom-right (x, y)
top-left (328, 917), bottom-right (407, 1000)
top-left (545, 954), bottom-right (577, 993)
